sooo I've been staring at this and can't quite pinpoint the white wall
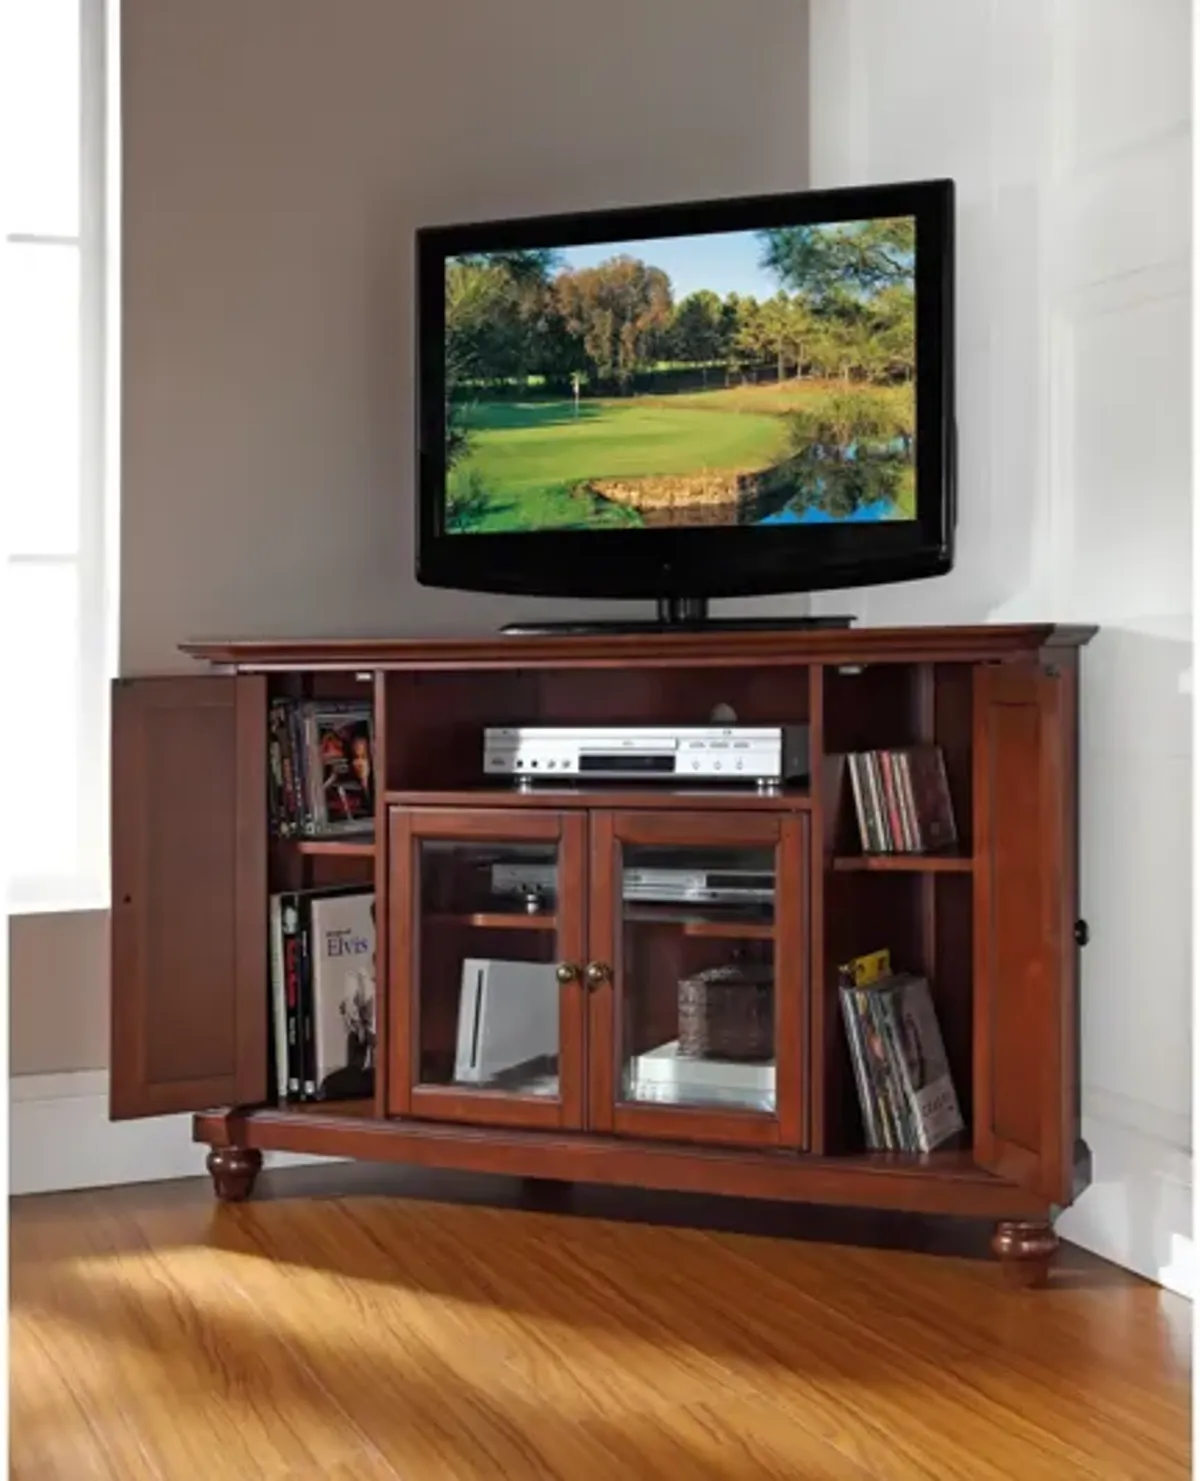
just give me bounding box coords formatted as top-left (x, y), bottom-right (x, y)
top-left (12, 0), bottom-right (811, 1075)
top-left (809, 0), bottom-right (1192, 1293)
top-left (119, 0), bottom-right (812, 673)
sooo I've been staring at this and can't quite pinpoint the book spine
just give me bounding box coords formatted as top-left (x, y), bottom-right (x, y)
top-left (894, 751), bottom-right (917, 851)
top-left (896, 751), bottom-right (923, 852)
top-left (846, 754), bottom-right (872, 853)
top-left (887, 750), bottom-right (911, 851)
top-left (268, 896), bottom-right (287, 1103)
top-left (878, 751), bottom-right (907, 853)
top-left (287, 702), bottom-right (308, 834)
top-left (857, 754), bottom-right (883, 854)
top-left (853, 989), bottom-right (895, 1148)
top-left (267, 703), bottom-right (285, 838)
top-left (870, 992), bottom-right (909, 1149)
top-left (281, 897), bottom-right (302, 1099)
top-left (298, 894), bottom-right (317, 1098)
top-left (303, 706), bottom-right (323, 836)
top-left (871, 990), bottom-right (917, 1151)
top-left (865, 752), bottom-right (891, 852)
top-left (841, 986), bottom-right (881, 1150)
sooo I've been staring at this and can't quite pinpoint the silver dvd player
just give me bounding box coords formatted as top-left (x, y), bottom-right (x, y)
top-left (490, 861), bottom-right (773, 906)
top-left (482, 725), bottom-right (808, 786)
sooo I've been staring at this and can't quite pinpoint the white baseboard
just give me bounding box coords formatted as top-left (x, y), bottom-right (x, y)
top-left (1057, 1088), bottom-right (1193, 1299)
top-left (9, 1071), bottom-right (337, 1196)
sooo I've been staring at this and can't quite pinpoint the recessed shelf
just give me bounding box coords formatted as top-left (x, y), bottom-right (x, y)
top-left (831, 853), bottom-right (973, 874)
top-left (271, 1096), bottom-right (380, 1119)
top-left (276, 834), bottom-right (377, 858)
top-left (426, 911), bottom-right (558, 932)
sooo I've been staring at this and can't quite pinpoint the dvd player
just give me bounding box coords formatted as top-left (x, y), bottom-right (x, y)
top-left (482, 725), bottom-right (808, 787)
top-left (490, 861), bottom-right (774, 906)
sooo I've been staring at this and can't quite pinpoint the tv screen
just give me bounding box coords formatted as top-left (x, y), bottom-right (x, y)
top-left (446, 219), bottom-right (917, 534)
top-left (417, 180), bottom-right (954, 604)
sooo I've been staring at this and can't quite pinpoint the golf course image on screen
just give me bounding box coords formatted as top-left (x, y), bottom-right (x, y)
top-left (443, 217), bottom-right (917, 533)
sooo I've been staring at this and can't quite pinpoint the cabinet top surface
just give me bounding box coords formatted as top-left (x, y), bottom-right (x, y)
top-left (180, 623), bottom-right (1095, 671)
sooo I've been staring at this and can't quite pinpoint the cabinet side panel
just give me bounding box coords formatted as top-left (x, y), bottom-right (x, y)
top-left (111, 676), bottom-right (268, 1119)
top-left (973, 664), bottom-right (1072, 1202)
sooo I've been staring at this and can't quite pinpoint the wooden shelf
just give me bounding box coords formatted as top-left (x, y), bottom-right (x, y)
top-left (426, 911), bottom-right (558, 932)
top-left (625, 909), bottom-right (775, 940)
top-left (831, 853), bottom-right (973, 874)
top-left (385, 787), bottom-right (811, 813)
top-left (276, 835), bottom-right (376, 858)
top-left (270, 1097), bottom-right (380, 1119)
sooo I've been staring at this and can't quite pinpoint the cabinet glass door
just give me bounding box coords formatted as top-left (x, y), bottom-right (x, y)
top-left (388, 809), bottom-right (586, 1129)
top-left (588, 812), bottom-right (807, 1148)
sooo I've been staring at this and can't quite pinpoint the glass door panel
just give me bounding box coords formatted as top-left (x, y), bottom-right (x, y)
top-left (389, 809), bottom-right (585, 1129)
top-left (417, 839), bottom-right (562, 1097)
top-left (619, 842), bottom-right (777, 1115)
top-left (588, 812), bottom-right (806, 1148)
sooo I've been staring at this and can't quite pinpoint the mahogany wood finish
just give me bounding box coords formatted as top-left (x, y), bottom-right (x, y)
top-left (973, 665), bottom-right (1074, 1202)
top-left (388, 806), bottom-right (588, 1131)
top-left (386, 786), bottom-right (813, 812)
top-left (992, 1219), bottom-right (1060, 1289)
top-left (111, 676), bottom-right (268, 1118)
top-left (110, 623), bottom-right (1096, 1281)
top-left (180, 622), bottom-right (1095, 670)
top-left (193, 1103), bottom-right (1049, 1217)
top-left (205, 1145), bottom-right (263, 1201)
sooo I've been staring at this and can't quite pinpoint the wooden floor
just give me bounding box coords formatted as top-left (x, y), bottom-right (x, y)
top-left (10, 1162), bottom-right (1192, 1480)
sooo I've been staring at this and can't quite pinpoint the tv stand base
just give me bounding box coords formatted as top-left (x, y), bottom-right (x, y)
top-left (501, 596), bottom-right (855, 636)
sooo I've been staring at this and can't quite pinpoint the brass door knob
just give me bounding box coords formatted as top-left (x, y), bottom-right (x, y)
top-left (584, 961), bottom-right (612, 989)
top-left (555, 962), bottom-right (581, 985)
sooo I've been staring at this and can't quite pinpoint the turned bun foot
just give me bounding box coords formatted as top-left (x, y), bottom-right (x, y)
top-left (992, 1219), bottom-right (1058, 1287)
top-left (206, 1146), bottom-right (263, 1202)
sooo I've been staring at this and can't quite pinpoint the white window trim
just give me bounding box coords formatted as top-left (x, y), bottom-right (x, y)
top-left (6, 0), bottom-right (118, 916)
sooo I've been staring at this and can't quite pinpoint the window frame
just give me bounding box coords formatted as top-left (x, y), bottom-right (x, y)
top-left (4, 0), bottom-right (117, 915)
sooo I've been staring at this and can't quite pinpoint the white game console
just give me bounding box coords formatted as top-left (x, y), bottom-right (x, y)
top-left (453, 958), bottom-right (560, 1087)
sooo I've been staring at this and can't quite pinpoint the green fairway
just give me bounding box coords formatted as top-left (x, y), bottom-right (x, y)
top-left (449, 396), bottom-right (789, 532)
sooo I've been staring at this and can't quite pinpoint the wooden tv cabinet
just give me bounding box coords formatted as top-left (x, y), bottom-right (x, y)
top-left (110, 622), bottom-right (1094, 1286)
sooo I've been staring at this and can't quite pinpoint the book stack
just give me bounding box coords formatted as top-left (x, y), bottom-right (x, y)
top-left (845, 744), bottom-right (957, 854)
top-left (626, 1039), bottom-right (775, 1113)
top-left (269, 887), bottom-right (376, 1102)
top-left (839, 949), bottom-right (963, 1152)
top-left (269, 698), bottom-right (375, 838)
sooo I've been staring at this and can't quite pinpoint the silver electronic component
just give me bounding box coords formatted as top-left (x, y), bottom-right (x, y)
top-left (482, 725), bottom-right (808, 786)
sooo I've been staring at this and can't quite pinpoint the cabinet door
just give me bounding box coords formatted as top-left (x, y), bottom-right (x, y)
top-left (588, 811), bottom-right (807, 1149)
top-left (388, 807), bottom-right (587, 1130)
top-left (111, 676), bottom-right (268, 1119)
top-left (973, 663), bottom-right (1078, 1202)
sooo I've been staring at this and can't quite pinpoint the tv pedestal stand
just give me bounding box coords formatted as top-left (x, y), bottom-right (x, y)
top-left (500, 596), bottom-right (856, 636)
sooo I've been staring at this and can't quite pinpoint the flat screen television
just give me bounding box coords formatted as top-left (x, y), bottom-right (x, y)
top-left (416, 178), bottom-right (954, 628)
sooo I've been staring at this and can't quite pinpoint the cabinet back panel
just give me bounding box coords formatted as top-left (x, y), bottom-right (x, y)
top-left (383, 667), bottom-right (810, 792)
top-left (267, 671), bottom-right (374, 703)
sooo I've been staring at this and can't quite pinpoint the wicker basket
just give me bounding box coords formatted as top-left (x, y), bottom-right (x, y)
top-left (677, 963), bottom-right (774, 1061)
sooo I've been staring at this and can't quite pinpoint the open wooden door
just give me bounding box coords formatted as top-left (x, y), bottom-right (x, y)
top-left (110, 676), bottom-right (268, 1118)
top-left (972, 662), bottom-right (1079, 1204)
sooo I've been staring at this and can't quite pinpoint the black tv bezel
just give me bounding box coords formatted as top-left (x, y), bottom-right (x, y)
top-left (415, 177), bottom-right (955, 602)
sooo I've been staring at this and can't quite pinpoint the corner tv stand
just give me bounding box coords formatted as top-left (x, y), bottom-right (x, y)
top-left (110, 622), bottom-right (1094, 1287)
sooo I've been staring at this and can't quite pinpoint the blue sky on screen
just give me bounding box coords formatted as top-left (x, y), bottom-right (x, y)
top-left (556, 229), bottom-right (781, 302)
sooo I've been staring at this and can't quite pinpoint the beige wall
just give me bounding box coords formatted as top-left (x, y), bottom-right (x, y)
top-left (12, 0), bottom-right (811, 1073)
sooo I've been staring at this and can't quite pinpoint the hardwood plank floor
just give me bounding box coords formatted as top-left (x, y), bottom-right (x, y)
top-left (10, 1163), bottom-right (1191, 1480)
